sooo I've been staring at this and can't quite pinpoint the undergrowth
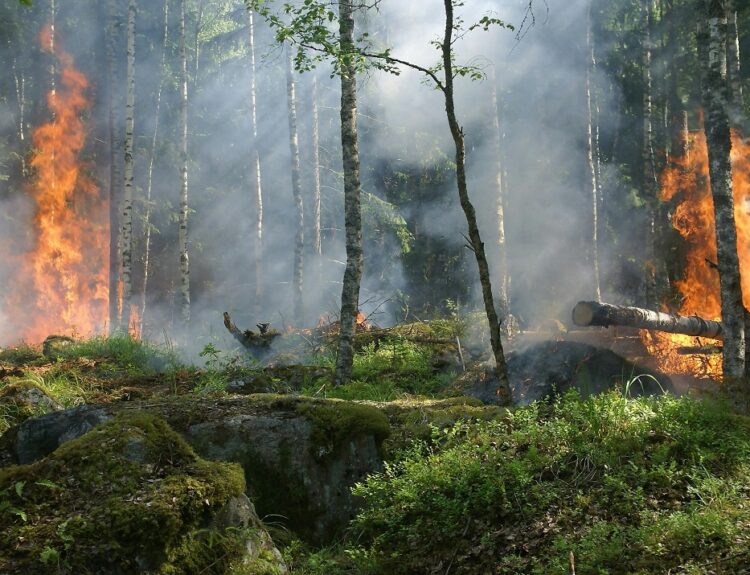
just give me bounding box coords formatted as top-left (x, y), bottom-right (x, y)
top-left (292, 392), bottom-right (750, 575)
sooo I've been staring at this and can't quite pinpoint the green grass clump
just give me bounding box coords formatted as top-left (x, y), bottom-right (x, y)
top-left (58, 334), bottom-right (179, 375)
top-left (340, 392), bottom-right (750, 574)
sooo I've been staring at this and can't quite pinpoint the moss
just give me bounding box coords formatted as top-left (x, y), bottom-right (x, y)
top-left (378, 397), bottom-right (507, 457)
top-left (293, 398), bottom-right (391, 460)
top-left (0, 413), bottom-right (249, 574)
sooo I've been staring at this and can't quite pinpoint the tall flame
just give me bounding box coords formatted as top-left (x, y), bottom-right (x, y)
top-left (3, 26), bottom-right (108, 344)
top-left (645, 127), bottom-right (750, 377)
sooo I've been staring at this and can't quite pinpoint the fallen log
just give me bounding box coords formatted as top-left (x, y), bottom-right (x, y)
top-left (572, 301), bottom-right (724, 340)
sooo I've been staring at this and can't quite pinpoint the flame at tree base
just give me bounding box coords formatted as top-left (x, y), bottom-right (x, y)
top-left (1, 26), bottom-right (108, 345)
top-left (642, 127), bottom-right (750, 379)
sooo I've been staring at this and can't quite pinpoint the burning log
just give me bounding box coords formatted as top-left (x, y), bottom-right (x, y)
top-left (572, 301), bottom-right (724, 340)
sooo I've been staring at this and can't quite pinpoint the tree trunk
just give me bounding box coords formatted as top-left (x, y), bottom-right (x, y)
top-left (247, 8), bottom-right (263, 319)
top-left (572, 300), bottom-right (724, 339)
top-left (193, 0), bottom-right (204, 88)
top-left (106, 0), bottom-right (124, 333)
top-left (286, 44), bottom-right (304, 321)
top-left (140, 0), bottom-right (169, 335)
top-left (333, 0), bottom-right (364, 386)
top-left (489, 65), bottom-right (510, 318)
top-left (726, 0), bottom-right (743, 123)
top-left (642, 0), bottom-right (659, 306)
top-left (10, 48), bottom-right (27, 178)
top-left (49, 0), bottom-right (56, 100)
top-left (586, 0), bottom-right (602, 302)
top-left (311, 73), bottom-right (322, 285)
top-left (120, 0), bottom-right (136, 333)
top-left (179, 0), bottom-right (191, 324)
top-left (440, 0), bottom-right (511, 404)
top-left (698, 0), bottom-right (744, 378)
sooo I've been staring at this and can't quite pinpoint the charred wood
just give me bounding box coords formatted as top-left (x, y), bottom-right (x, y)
top-left (572, 300), bottom-right (724, 340)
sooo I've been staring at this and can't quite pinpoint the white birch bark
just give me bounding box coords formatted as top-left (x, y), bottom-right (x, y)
top-left (248, 8), bottom-right (264, 318)
top-left (286, 44), bottom-right (305, 320)
top-left (120, 0), bottom-right (136, 332)
top-left (140, 0), bottom-right (169, 335)
top-left (489, 65), bottom-right (510, 317)
top-left (179, 0), bottom-right (191, 324)
top-left (107, 0), bottom-right (124, 333)
top-left (586, 0), bottom-right (601, 302)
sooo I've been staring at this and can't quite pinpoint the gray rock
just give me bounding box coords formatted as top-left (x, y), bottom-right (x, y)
top-left (1, 395), bottom-right (388, 545)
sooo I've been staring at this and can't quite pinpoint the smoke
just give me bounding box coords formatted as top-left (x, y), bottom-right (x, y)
top-left (0, 0), bottom-right (636, 357)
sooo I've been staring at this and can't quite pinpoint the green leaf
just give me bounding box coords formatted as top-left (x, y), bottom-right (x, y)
top-left (14, 481), bottom-right (25, 498)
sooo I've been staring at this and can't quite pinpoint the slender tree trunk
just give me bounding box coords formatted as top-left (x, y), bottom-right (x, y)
top-left (489, 65), bottom-right (510, 318)
top-left (120, 0), bottom-right (136, 333)
top-left (334, 0), bottom-right (364, 386)
top-left (106, 0), bottom-right (124, 333)
top-left (440, 0), bottom-right (511, 403)
top-left (193, 0), bottom-right (204, 88)
top-left (179, 0), bottom-right (191, 324)
top-left (10, 48), bottom-right (27, 178)
top-left (311, 73), bottom-right (322, 283)
top-left (726, 0), bottom-right (743, 122)
top-left (586, 0), bottom-right (602, 302)
top-left (49, 0), bottom-right (56, 99)
top-left (248, 8), bottom-right (263, 318)
top-left (286, 44), bottom-right (304, 320)
top-left (642, 0), bottom-right (658, 306)
top-left (140, 0), bottom-right (169, 335)
top-left (698, 0), bottom-right (744, 379)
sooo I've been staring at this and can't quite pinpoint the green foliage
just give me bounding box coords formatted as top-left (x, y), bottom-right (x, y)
top-left (345, 392), bottom-right (750, 574)
top-left (0, 344), bottom-right (45, 366)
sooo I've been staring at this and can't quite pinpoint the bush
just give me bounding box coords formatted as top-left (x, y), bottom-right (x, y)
top-left (349, 392), bottom-right (750, 574)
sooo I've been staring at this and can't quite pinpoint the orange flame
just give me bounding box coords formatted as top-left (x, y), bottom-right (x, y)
top-left (3, 26), bottom-right (108, 344)
top-left (644, 127), bottom-right (750, 378)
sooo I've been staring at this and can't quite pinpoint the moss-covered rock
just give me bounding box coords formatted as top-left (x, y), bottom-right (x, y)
top-left (0, 413), bottom-right (286, 574)
top-left (2, 395), bottom-right (391, 545)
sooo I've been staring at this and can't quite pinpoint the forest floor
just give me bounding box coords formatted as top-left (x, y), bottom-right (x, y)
top-left (1, 324), bottom-right (750, 574)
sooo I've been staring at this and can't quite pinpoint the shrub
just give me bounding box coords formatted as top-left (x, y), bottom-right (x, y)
top-left (349, 392), bottom-right (750, 574)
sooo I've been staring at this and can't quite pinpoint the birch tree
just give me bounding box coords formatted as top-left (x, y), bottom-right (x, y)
top-left (120, 0), bottom-right (136, 332)
top-left (311, 72), bottom-right (322, 285)
top-left (698, 0), bottom-right (744, 378)
top-left (642, 0), bottom-right (658, 306)
top-left (489, 65), bottom-right (510, 318)
top-left (140, 0), bottom-right (169, 334)
top-left (286, 44), bottom-right (304, 320)
top-left (586, 0), bottom-right (601, 302)
top-left (179, 0), bottom-right (191, 324)
top-left (247, 7), bottom-right (264, 318)
top-left (725, 0), bottom-right (743, 123)
top-left (106, 0), bottom-right (124, 333)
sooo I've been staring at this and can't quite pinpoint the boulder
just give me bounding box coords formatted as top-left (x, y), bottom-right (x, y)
top-left (0, 382), bottom-right (63, 429)
top-left (508, 341), bottom-right (673, 405)
top-left (0, 413), bottom-right (286, 574)
top-left (449, 341), bottom-right (673, 405)
top-left (0, 395), bottom-right (391, 545)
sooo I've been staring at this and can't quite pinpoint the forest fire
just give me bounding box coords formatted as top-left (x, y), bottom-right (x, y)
top-left (644, 129), bottom-right (750, 378)
top-left (3, 27), bottom-right (108, 344)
